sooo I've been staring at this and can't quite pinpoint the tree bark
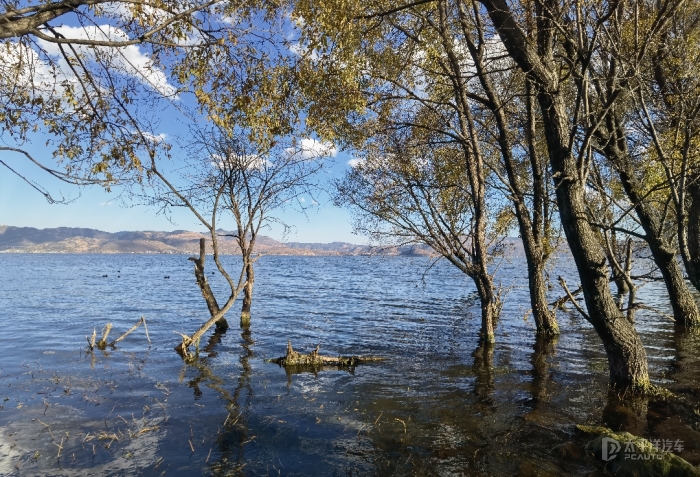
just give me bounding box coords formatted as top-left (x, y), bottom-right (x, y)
top-left (474, 271), bottom-right (498, 344)
top-left (240, 260), bottom-right (254, 327)
top-left (539, 91), bottom-right (650, 391)
top-left (527, 257), bottom-right (559, 334)
top-left (189, 238), bottom-right (229, 332)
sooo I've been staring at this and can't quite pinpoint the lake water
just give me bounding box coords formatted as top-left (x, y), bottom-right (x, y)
top-left (1, 254), bottom-right (699, 476)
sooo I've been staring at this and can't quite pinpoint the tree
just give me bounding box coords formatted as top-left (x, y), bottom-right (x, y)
top-left (337, 123), bottom-right (502, 343)
top-left (144, 124), bottom-right (327, 353)
top-left (631, 0), bottom-right (700, 294)
top-left (474, 0), bottom-right (687, 393)
top-left (297, 0), bottom-right (563, 340)
top-left (458, 2), bottom-right (561, 335)
top-left (319, 2), bottom-right (504, 343)
top-left (196, 127), bottom-right (325, 326)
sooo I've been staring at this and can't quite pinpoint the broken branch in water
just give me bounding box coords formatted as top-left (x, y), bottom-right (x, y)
top-left (86, 317), bottom-right (151, 351)
top-left (266, 341), bottom-right (385, 367)
top-left (109, 316), bottom-right (150, 347)
top-left (97, 324), bottom-right (113, 349)
top-left (86, 328), bottom-right (97, 351)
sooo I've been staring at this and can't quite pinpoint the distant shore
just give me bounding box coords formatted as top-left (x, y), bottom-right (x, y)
top-left (0, 225), bottom-right (539, 257)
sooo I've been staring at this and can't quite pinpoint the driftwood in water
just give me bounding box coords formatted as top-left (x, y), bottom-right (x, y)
top-left (86, 317), bottom-right (151, 351)
top-left (174, 299), bottom-right (238, 358)
top-left (267, 341), bottom-right (385, 367)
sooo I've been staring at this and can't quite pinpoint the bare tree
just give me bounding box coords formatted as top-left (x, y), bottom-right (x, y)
top-left (144, 125), bottom-right (327, 354)
top-left (199, 128), bottom-right (325, 326)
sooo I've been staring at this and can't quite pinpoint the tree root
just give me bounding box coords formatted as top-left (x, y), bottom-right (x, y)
top-left (266, 341), bottom-right (385, 367)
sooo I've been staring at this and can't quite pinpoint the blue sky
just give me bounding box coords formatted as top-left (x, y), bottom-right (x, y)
top-left (0, 144), bottom-right (361, 243)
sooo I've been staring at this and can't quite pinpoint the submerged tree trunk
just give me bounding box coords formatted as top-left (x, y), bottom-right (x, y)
top-left (240, 260), bottom-right (254, 327)
top-left (465, 33), bottom-right (558, 336)
top-left (434, 2), bottom-right (501, 343)
top-left (474, 271), bottom-right (498, 344)
top-left (189, 238), bottom-right (229, 332)
top-left (601, 115), bottom-right (700, 327)
top-left (539, 93), bottom-right (650, 391)
top-left (685, 175), bottom-right (700, 292)
top-left (527, 257), bottom-right (559, 334)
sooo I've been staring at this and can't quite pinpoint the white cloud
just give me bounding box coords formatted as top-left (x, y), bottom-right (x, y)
top-left (287, 138), bottom-right (337, 160)
top-left (47, 25), bottom-right (176, 96)
top-left (142, 132), bottom-right (167, 143)
top-left (15, 25), bottom-right (176, 96)
top-left (299, 197), bottom-right (306, 202)
top-left (211, 153), bottom-right (271, 171)
top-left (0, 28), bottom-right (177, 114)
top-left (0, 42), bottom-right (64, 98)
top-left (347, 158), bottom-right (364, 168)
top-left (100, 200), bottom-right (113, 206)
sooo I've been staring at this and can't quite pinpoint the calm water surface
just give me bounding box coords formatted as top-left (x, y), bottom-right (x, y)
top-left (1, 254), bottom-right (699, 476)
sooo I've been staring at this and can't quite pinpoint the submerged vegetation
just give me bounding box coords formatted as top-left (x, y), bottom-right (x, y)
top-left (4, 0), bottom-right (700, 474)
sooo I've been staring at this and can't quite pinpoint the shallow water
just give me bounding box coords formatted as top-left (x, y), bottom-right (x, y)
top-left (0, 254), bottom-right (699, 476)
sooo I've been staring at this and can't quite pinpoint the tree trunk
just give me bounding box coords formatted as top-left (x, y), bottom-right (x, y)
top-left (479, 0), bottom-right (651, 392)
top-left (474, 272), bottom-right (498, 344)
top-left (527, 256), bottom-right (559, 335)
top-left (189, 238), bottom-right (228, 332)
top-left (602, 118), bottom-right (700, 327)
top-left (685, 176), bottom-right (700, 291)
top-left (434, 2), bottom-right (501, 343)
top-left (529, 334), bottom-right (558, 405)
top-left (240, 260), bottom-right (254, 328)
top-left (538, 91), bottom-right (650, 392)
top-left (464, 36), bottom-right (558, 336)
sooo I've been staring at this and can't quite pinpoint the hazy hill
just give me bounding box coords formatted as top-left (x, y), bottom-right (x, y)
top-left (0, 225), bottom-right (535, 257)
top-left (0, 225), bottom-right (433, 256)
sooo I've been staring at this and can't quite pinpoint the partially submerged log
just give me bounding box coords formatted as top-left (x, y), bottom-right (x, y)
top-left (267, 341), bottom-right (385, 368)
top-left (174, 302), bottom-right (235, 358)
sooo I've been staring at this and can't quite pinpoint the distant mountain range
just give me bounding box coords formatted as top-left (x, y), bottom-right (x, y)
top-left (0, 225), bottom-right (438, 256)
